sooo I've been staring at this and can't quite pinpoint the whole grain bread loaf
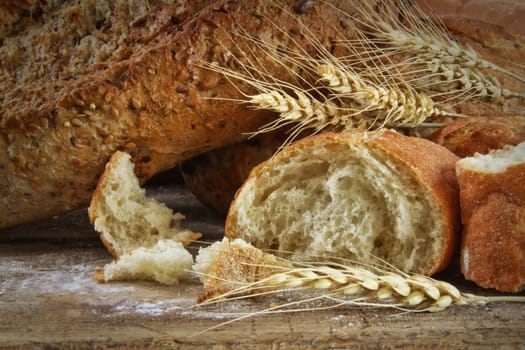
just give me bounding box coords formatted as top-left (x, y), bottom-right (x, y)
top-left (1, 0), bottom-right (364, 229)
top-left (225, 130), bottom-right (461, 276)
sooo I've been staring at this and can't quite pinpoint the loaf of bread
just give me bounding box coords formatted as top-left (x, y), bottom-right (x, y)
top-left (456, 142), bottom-right (525, 292)
top-left (1, 0), bottom-right (365, 229)
top-left (431, 116), bottom-right (525, 158)
top-left (225, 130), bottom-right (461, 276)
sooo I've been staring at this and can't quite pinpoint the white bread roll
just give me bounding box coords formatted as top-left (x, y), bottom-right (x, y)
top-left (225, 130), bottom-right (461, 276)
top-left (457, 142), bottom-right (525, 292)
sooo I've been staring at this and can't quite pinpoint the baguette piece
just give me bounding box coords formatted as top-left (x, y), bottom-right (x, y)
top-left (456, 142), bottom-right (525, 292)
top-left (88, 151), bottom-right (200, 258)
top-left (1, 0), bottom-right (363, 229)
top-left (225, 130), bottom-right (461, 276)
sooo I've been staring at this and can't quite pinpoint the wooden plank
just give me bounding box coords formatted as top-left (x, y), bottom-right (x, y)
top-left (1, 186), bottom-right (524, 349)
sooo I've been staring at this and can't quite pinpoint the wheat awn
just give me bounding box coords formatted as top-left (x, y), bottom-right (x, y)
top-left (334, 0), bottom-right (525, 102)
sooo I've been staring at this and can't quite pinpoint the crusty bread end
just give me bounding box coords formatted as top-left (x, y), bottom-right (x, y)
top-left (457, 142), bottom-right (525, 292)
top-left (193, 238), bottom-right (291, 302)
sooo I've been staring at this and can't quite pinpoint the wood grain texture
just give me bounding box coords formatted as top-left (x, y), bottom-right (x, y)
top-left (1, 187), bottom-right (524, 349)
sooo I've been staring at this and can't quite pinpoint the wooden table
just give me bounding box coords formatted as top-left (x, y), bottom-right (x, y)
top-left (1, 186), bottom-right (524, 349)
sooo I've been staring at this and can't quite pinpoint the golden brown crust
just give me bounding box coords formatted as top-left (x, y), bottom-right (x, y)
top-left (420, 0), bottom-right (525, 37)
top-left (1, 0), bottom-right (364, 228)
top-left (370, 131), bottom-right (461, 274)
top-left (457, 160), bottom-right (525, 292)
top-left (88, 151), bottom-right (122, 258)
top-left (430, 116), bottom-right (525, 158)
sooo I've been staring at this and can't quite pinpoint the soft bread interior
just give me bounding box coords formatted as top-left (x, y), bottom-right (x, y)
top-left (228, 136), bottom-right (444, 275)
top-left (457, 141), bottom-right (525, 173)
top-left (98, 239), bottom-right (193, 285)
top-left (89, 151), bottom-right (199, 257)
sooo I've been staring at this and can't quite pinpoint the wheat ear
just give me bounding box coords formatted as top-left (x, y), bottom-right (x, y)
top-left (315, 63), bottom-right (463, 127)
top-left (333, 0), bottom-right (525, 101)
top-left (196, 241), bottom-right (525, 314)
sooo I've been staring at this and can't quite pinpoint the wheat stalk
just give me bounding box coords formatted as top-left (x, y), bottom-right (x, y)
top-left (199, 0), bottom-right (523, 145)
top-left (196, 242), bottom-right (525, 314)
top-left (199, 22), bottom-right (461, 141)
top-left (191, 240), bottom-right (525, 337)
top-left (336, 0), bottom-right (525, 102)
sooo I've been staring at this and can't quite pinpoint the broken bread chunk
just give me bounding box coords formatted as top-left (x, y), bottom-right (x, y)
top-left (193, 238), bottom-right (291, 302)
top-left (457, 141), bottom-right (525, 292)
top-left (225, 130), bottom-right (461, 276)
top-left (89, 151), bottom-right (201, 258)
top-left (94, 239), bottom-right (193, 285)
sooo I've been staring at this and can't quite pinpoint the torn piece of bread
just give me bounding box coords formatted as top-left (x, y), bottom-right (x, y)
top-left (89, 151), bottom-right (201, 258)
top-left (456, 141), bottom-right (525, 292)
top-left (193, 238), bottom-right (291, 302)
top-left (225, 130), bottom-right (461, 276)
top-left (94, 239), bottom-right (193, 285)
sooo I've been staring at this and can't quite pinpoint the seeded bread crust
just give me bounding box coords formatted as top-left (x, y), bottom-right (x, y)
top-left (1, 0), bottom-right (363, 229)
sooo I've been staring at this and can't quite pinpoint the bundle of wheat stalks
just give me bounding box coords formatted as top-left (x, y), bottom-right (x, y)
top-left (202, 0), bottom-right (524, 143)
